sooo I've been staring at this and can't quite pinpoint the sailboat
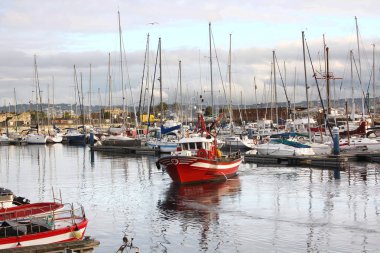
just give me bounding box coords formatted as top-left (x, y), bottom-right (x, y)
top-left (26, 55), bottom-right (47, 144)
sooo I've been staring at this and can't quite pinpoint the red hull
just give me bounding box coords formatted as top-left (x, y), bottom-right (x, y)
top-left (158, 156), bottom-right (242, 184)
top-left (0, 202), bottom-right (64, 221)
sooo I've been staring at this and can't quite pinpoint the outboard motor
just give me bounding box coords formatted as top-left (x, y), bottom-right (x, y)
top-left (13, 196), bottom-right (31, 206)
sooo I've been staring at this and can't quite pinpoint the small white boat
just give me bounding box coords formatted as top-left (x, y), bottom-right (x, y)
top-left (223, 135), bottom-right (256, 150)
top-left (25, 133), bottom-right (47, 144)
top-left (0, 134), bottom-right (10, 145)
top-left (256, 139), bottom-right (315, 156)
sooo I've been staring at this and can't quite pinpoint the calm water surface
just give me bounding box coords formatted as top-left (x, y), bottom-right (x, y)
top-left (0, 144), bottom-right (380, 252)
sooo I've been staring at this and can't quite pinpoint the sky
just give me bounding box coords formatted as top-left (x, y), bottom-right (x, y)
top-left (0, 0), bottom-right (380, 111)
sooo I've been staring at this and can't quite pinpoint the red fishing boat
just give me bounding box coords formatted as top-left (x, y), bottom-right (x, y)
top-left (157, 114), bottom-right (242, 184)
top-left (0, 203), bottom-right (88, 249)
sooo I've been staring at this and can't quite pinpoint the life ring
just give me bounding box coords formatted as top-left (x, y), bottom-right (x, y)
top-left (197, 149), bottom-right (207, 158)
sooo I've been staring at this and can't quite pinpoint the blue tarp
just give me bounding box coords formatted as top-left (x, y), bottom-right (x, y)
top-left (160, 124), bottom-right (181, 135)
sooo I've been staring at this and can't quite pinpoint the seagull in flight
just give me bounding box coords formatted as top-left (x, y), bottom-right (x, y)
top-left (147, 22), bottom-right (159, 25)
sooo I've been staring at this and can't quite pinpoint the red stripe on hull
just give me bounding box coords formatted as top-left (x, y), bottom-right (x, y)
top-left (0, 202), bottom-right (64, 221)
top-left (159, 156), bottom-right (242, 184)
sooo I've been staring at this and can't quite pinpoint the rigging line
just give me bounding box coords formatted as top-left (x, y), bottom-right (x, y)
top-left (339, 51), bottom-right (351, 92)
top-left (304, 37), bottom-right (333, 137)
top-left (147, 39), bottom-right (160, 127)
top-left (352, 54), bottom-right (370, 113)
top-left (274, 53), bottom-right (291, 112)
top-left (210, 29), bottom-right (228, 106)
top-left (138, 35), bottom-right (149, 119)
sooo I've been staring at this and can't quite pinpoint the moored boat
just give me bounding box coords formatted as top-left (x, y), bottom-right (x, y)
top-left (0, 204), bottom-right (88, 249)
top-left (157, 114), bottom-right (242, 184)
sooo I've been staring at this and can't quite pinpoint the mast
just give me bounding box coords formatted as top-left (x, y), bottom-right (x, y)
top-left (326, 47), bottom-right (331, 114)
top-left (355, 16), bottom-right (362, 81)
top-left (108, 52), bottom-right (112, 124)
top-left (228, 34), bottom-right (233, 134)
top-left (33, 55), bottom-right (41, 133)
top-left (373, 44), bottom-right (376, 117)
top-left (138, 34), bottom-right (149, 124)
top-left (178, 60), bottom-right (183, 123)
top-left (118, 11), bottom-right (126, 125)
top-left (272, 51), bottom-right (278, 126)
top-left (52, 76), bottom-right (55, 123)
top-left (302, 31), bottom-right (311, 140)
top-left (350, 50), bottom-right (355, 120)
top-left (13, 88), bottom-right (18, 132)
top-left (159, 37), bottom-right (163, 124)
top-left (89, 63), bottom-right (92, 126)
top-left (209, 22), bottom-right (214, 118)
top-left (254, 77), bottom-right (259, 121)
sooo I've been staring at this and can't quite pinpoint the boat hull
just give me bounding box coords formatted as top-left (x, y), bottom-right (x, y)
top-left (158, 155), bottom-right (242, 184)
top-left (0, 202), bottom-right (64, 221)
top-left (0, 219), bottom-right (87, 249)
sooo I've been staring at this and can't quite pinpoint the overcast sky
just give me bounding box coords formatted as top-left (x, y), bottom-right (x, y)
top-left (1, 0), bottom-right (379, 110)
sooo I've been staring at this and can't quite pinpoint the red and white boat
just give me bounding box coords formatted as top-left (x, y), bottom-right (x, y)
top-left (157, 114), bottom-right (242, 184)
top-left (0, 188), bottom-right (64, 221)
top-left (0, 203), bottom-right (88, 249)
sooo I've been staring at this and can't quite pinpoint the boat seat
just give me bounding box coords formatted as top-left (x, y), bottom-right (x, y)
top-left (30, 217), bottom-right (53, 230)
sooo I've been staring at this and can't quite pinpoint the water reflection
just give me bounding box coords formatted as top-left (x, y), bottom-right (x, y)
top-left (158, 178), bottom-right (241, 251)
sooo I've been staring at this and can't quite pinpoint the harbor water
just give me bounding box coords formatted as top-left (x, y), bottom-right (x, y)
top-left (0, 144), bottom-right (379, 252)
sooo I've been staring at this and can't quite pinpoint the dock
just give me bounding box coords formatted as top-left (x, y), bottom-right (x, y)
top-left (244, 154), bottom-right (349, 170)
top-left (0, 237), bottom-right (100, 253)
top-left (90, 145), bottom-right (160, 156)
top-left (244, 151), bottom-right (380, 169)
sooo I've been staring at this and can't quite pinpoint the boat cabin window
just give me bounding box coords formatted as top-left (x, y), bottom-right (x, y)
top-left (189, 142), bottom-right (196, 150)
top-left (196, 142), bottom-right (203, 150)
top-left (181, 144), bottom-right (189, 150)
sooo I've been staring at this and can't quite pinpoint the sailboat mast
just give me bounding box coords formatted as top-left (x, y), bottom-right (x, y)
top-left (355, 16), bottom-right (361, 80)
top-left (272, 51), bottom-right (278, 126)
top-left (302, 31), bottom-right (311, 140)
top-left (228, 34), bottom-right (232, 134)
top-left (108, 53), bottom-right (112, 124)
top-left (209, 22), bottom-right (214, 118)
top-left (159, 37), bottom-right (163, 124)
top-left (179, 60), bottom-right (183, 123)
top-left (326, 47), bottom-right (331, 114)
top-left (350, 50), bottom-right (355, 119)
top-left (373, 44), bottom-right (376, 117)
top-left (34, 55), bottom-right (40, 133)
top-left (254, 77), bottom-right (259, 121)
top-left (89, 64), bottom-right (92, 125)
top-left (118, 11), bottom-right (126, 125)
top-left (13, 88), bottom-right (18, 132)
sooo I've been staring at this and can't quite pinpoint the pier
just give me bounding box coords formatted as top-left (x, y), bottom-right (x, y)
top-left (0, 237), bottom-right (100, 253)
top-left (244, 152), bottom-right (380, 170)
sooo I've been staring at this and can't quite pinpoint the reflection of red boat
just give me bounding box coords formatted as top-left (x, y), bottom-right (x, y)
top-left (0, 204), bottom-right (88, 249)
top-left (158, 178), bottom-right (241, 213)
top-left (157, 114), bottom-right (242, 184)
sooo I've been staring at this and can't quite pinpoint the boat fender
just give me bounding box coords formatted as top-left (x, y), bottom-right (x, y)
top-left (155, 161), bottom-right (161, 170)
top-left (197, 149), bottom-right (207, 158)
top-left (253, 139), bottom-right (258, 145)
top-left (216, 148), bottom-right (222, 158)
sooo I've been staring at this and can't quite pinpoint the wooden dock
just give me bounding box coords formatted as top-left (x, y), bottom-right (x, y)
top-left (244, 154), bottom-right (349, 170)
top-left (0, 237), bottom-right (100, 253)
top-left (90, 145), bottom-right (160, 156)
